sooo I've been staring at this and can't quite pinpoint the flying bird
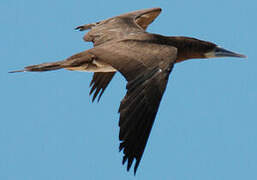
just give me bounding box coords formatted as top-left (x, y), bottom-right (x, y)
top-left (10, 8), bottom-right (246, 174)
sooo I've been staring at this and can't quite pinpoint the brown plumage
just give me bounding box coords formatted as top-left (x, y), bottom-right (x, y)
top-left (10, 7), bottom-right (246, 174)
top-left (89, 72), bottom-right (115, 102)
top-left (75, 8), bottom-right (162, 101)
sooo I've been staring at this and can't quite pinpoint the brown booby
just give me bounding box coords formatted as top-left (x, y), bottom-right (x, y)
top-left (10, 8), bottom-right (246, 174)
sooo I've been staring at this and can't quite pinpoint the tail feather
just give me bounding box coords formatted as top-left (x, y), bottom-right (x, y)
top-left (9, 50), bottom-right (94, 73)
top-left (9, 61), bottom-right (66, 73)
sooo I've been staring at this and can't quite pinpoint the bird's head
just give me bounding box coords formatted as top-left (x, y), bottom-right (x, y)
top-left (170, 37), bottom-right (246, 62)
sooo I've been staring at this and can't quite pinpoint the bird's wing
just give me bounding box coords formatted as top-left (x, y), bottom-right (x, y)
top-left (89, 72), bottom-right (116, 102)
top-left (75, 7), bottom-right (161, 46)
top-left (88, 39), bottom-right (177, 174)
top-left (77, 8), bottom-right (161, 102)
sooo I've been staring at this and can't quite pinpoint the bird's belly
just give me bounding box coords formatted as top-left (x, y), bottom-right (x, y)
top-left (65, 60), bottom-right (117, 72)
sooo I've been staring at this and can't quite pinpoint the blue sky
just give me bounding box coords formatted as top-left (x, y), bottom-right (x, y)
top-left (1, 0), bottom-right (256, 179)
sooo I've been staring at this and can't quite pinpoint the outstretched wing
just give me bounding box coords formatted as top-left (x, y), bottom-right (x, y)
top-left (118, 64), bottom-right (175, 174)
top-left (77, 8), bottom-right (161, 102)
top-left (89, 39), bottom-right (177, 174)
top-left (76, 7), bottom-right (162, 46)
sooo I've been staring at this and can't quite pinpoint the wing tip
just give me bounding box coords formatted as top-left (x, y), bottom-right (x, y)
top-left (74, 26), bottom-right (84, 31)
top-left (122, 155), bottom-right (140, 175)
top-left (120, 143), bottom-right (141, 175)
top-left (74, 23), bottom-right (97, 31)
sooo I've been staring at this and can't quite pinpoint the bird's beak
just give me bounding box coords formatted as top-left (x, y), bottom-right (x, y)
top-left (204, 47), bottom-right (246, 58)
top-left (214, 47), bottom-right (246, 58)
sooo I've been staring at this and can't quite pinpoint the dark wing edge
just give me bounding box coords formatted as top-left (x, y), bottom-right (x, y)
top-left (118, 64), bottom-right (174, 174)
top-left (89, 72), bottom-right (116, 102)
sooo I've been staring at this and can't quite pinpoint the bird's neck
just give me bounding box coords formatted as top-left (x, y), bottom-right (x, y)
top-left (165, 36), bottom-right (216, 63)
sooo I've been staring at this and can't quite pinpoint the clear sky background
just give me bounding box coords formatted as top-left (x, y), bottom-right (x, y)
top-left (1, 0), bottom-right (256, 179)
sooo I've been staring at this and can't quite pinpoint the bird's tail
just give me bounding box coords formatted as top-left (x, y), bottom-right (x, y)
top-left (9, 50), bottom-right (94, 73)
top-left (9, 60), bottom-right (66, 73)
